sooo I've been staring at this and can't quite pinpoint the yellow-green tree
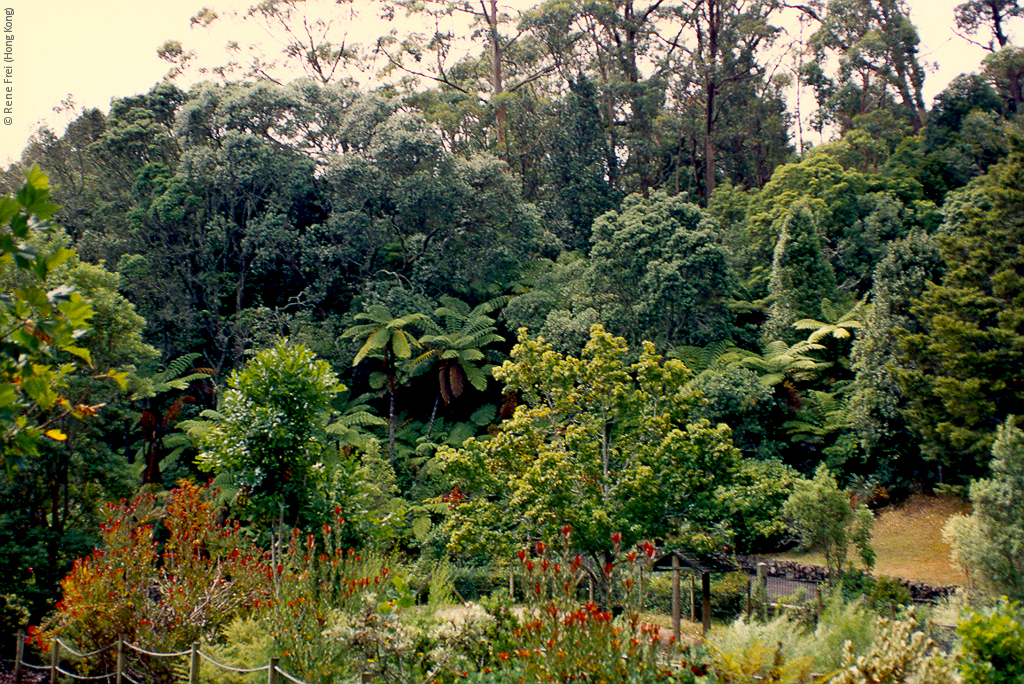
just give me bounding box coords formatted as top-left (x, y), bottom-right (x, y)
top-left (440, 325), bottom-right (741, 583)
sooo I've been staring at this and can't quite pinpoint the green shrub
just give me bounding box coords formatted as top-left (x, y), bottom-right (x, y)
top-left (837, 571), bottom-right (913, 615)
top-left (706, 572), bottom-right (750, 621)
top-left (867, 577), bottom-right (913, 614)
top-left (958, 597), bottom-right (1024, 683)
top-left (708, 613), bottom-right (818, 682)
top-left (808, 590), bottom-right (877, 673)
top-left (199, 617), bottom-right (272, 684)
top-left (450, 563), bottom-right (509, 602)
top-left (643, 571), bottom-right (748, 622)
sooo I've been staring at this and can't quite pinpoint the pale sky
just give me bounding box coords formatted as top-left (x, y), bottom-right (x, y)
top-left (0, 0), bottom-right (998, 167)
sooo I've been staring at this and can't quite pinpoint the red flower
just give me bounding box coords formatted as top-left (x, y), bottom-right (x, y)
top-left (562, 524), bottom-right (572, 540)
top-left (518, 549), bottom-right (527, 563)
top-left (536, 541), bottom-right (546, 555)
top-left (643, 541), bottom-right (656, 558)
top-left (604, 562), bottom-right (614, 576)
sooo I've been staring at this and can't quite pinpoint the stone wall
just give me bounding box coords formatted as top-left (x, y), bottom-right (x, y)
top-left (735, 556), bottom-right (958, 603)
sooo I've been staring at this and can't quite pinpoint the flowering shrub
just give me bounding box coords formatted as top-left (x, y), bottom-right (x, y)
top-left (35, 482), bottom-right (269, 679)
top-left (433, 530), bottom-right (709, 683)
top-left (264, 511), bottom-right (404, 682)
top-left (38, 516), bottom-right (716, 683)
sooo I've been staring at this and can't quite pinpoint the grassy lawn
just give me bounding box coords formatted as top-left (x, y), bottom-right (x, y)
top-left (772, 494), bottom-right (972, 586)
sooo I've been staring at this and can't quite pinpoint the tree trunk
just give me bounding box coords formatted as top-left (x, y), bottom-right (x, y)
top-left (703, 0), bottom-right (719, 200)
top-left (485, 0), bottom-right (506, 151)
top-left (426, 394), bottom-right (440, 442)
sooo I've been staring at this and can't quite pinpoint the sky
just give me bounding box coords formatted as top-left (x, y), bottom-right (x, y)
top-left (0, 0), bottom-right (999, 166)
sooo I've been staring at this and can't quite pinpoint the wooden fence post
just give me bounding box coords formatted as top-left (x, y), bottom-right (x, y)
top-left (116, 637), bottom-right (125, 684)
top-left (671, 554), bottom-right (681, 645)
top-left (14, 631), bottom-right (23, 684)
top-left (268, 656), bottom-right (281, 684)
top-left (689, 573), bottom-right (696, 622)
top-left (189, 642), bottom-right (200, 684)
top-left (757, 562), bottom-right (767, 618)
top-left (701, 572), bottom-right (711, 637)
top-left (48, 640), bottom-right (60, 684)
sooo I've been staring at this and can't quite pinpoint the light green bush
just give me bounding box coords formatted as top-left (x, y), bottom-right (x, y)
top-left (831, 610), bottom-right (959, 684)
top-left (957, 597), bottom-right (1024, 684)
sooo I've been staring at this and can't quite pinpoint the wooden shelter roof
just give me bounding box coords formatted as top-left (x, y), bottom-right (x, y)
top-left (650, 549), bottom-right (737, 574)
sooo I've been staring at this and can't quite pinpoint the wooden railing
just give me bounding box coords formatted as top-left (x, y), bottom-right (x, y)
top-left (9, 632), bottom-right (374, 684)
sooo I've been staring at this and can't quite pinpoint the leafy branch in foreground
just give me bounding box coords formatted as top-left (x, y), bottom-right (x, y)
top-left (0, 167), bottom-right (126, 471)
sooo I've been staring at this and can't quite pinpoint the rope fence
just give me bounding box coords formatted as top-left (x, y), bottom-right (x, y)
top-left (7, 631), bottom-right (347, 684)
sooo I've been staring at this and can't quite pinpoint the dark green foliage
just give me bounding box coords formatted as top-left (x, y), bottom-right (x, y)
top-left (13, 2), bottom-right (1024, 537)
top-left (946, 418), bottom-right (1024, 599)
top-left (920, 74), bottom-right (1010, 201)
top-left (544, 75), bottom-right (622, 251)
top-left (690, 366), bottom-right (786, 461)
top-left (764, 201), bottom-right (838, 343)
top-left (589, 191), bottom-right (738, 349)
top-left (850, 231), bottom-right (945, 485)
top-left (0, 171), bottom-right (144, 621)
top-left (898, 141), bottom-right (1024, 480)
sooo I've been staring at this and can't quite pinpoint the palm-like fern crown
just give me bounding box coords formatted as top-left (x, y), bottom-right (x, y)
top-left (415, 296), bottom-right (507, 402)
top-left (342, 305), bottom-right (431, 365)
top-left (794, 298), bottom-right (869, 344)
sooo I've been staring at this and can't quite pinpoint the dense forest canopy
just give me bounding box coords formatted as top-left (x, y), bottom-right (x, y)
top-left (4, 0), bottom-right (1024, 630)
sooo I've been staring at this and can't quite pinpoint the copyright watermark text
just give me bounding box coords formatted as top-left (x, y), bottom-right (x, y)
top-left (3, 7), bottom-right (12, 126)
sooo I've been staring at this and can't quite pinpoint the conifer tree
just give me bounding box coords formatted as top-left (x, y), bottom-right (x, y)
top-left (898, 139), bottom-right (1024, 479)
top-left (944, 417), bottom-right (1024, 600)
top-left (849, 231), bottom-right (944, 484)
top-left (764, 201), bottom-right (838, 344)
